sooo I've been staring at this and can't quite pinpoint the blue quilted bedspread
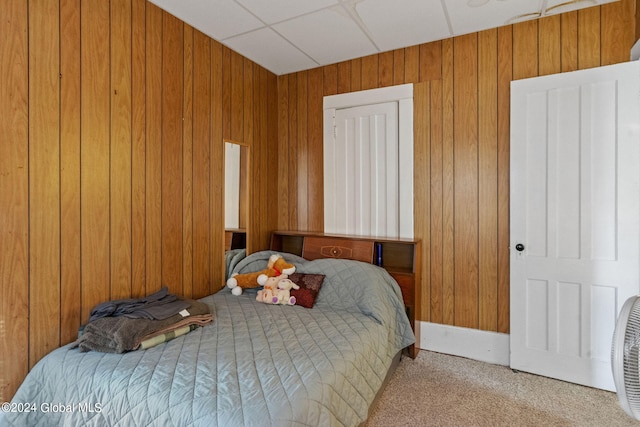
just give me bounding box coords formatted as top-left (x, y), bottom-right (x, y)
top-left (2, 251), bottom-right (415, 427)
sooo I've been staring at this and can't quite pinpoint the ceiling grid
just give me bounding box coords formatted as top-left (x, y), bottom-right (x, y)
top-left (149, 0), bottom-right (615, 75)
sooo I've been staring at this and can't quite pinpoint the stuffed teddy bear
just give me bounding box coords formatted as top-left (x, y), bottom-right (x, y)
top-left (227, 253), bottom-right (296, 296)
top-left (256, 274), bottom-right (299, 305)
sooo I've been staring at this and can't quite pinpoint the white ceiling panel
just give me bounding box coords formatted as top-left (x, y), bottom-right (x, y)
top-left (446, 0), bottom-right (617, 34)
top-left (224, 28), bottom-right (319, 75)
top-left (356, 0), bottom-right (451, 52)
top-left (545, 0), bottom-right (611, 15)
top-left (150, 0), bottom-right (620, 75)
top-left (236, 0), bottom-right (339, 25)
top-left (149, 0), bottom-right (263, 40)
top-left (273, 7), bottom-right (378, 66)
top-left (445, 0), bottom-right (544, 35)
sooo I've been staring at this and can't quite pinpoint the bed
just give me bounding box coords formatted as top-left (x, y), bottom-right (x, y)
top-left (1, 248), bottom-right (415, 427)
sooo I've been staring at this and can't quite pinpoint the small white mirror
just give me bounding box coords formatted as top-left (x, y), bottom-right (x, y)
top-left (224, 141), bottom-right (248, 251)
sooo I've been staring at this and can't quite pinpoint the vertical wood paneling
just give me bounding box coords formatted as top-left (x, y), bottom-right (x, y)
top-left (242, 59), bottom-right (254, 238)
top-left (393, 49), bottom-right (405, 86)
top-left (337, 61), bottom-right (351, 94)
top-left (210, 40), bottom-right (225, 295)
top-left (429, 80), bottom-right (443, 325)
top-left (230, 51), bottom-right (244, 141)
top-left (257, 67), bottom-right (268, 245)
top-left (243, 59), bottom-right (254, 146)
top-left (441, 38), bottom-right (455, 326)
top-left (288, 75), bottom-right (299, 229)
top-left (538, 16), bottom-right (561, 76)
top-left (131, 0), bottom-right (146, 298)
top-left (404, 45), bottom-right (419, 84)
top-left (350, 57), bottom-right (362, 92)
top-left (1, 0), bottom-right (636, 402)
top-left (478, 29), bottom-right (498, 332)
top-left (601, 0), bottom-right (635, 65)
top-left (145, 3), bottom-right (162, 294)
top-left (361, 54), bottom-right (378, 90)
top-left (0, 0), bottom-right (29, 403)
top-left (183, 25), bottom-right (194, 298)
top-left (222, 47), bottom-right (231, 141)
top-left (30, 0), bottom-right (61, 364)
top-left (308, 68), bottom-right (324, 233)
top-left (111, 0), bottom-right (133, 300)
top-left (193, 30), bottom-right (211, 298)
top-left (453, 33), bottom-right (479, 329)
top-left (251, 64), bottom-right (263, 246)
top-left (297, 72), bottom-right (309, 230)
top-left (496, 25), bottom-right (512, 334)
top-left (265, 70), bottom-right (280, 245)
top-left (637, 0), bottom-right (640, 41)
top-left (250, 67), bottom-right (261, 246)
top-left (578, 7), bottom-right (601, 69)
top-left (60, 0), bottom-right (82, 343)
top-left (513, 20), bottom-right (539, 80)
top-left (2, 0), bottom-right (277, 401)
top-left (323, 64), bottom-right (338, 95)
top-left (80, 0), bottom-right (110, 322)
top-left (561, 12), bottom-right (578, 72)
top-left (277, 75), bottom-right (290, 230)
top-left (276, 0), bottom-right (637, 335)
top-left (420, 41), bottom-right (442, 81)
top-left (414, 82), bottom-right (431, 323)
top-left (379, 50), bottom-right (393, 87)
top-left (161, 13), bottom-right (184, 296)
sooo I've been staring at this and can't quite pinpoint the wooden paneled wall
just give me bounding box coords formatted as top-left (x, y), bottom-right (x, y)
top-left (1, 0), bottom-right (637, 404)
top-left (0, 0), bottom-right (278, 402)
top-left (277, 0), bottom-right (637, 333)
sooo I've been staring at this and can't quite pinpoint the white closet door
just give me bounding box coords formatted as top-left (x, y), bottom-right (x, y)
top-left (324, 101), bottom-right (399, 237)
top-left (510, 60), bottom-right (640, 391)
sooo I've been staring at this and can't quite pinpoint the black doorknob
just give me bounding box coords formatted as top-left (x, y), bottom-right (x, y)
top-left (515, 243), bottom-right (525, 252)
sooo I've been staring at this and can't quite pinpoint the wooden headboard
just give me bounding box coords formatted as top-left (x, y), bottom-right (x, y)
top-left (269, 231), bottom-right (421, 358)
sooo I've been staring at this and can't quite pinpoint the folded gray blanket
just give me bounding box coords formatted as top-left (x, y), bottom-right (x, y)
top-left (72, 299), bottom-right (213, 353)
top-left (89, 286), bottom-right (191, 322)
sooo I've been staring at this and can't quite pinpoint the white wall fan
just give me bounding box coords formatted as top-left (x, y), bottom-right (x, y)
top-left (612, 296), bottom-right (640, 420)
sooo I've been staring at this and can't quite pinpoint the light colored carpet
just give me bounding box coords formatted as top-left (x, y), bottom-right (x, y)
top-left (365, 351), bottom-right (638, 427)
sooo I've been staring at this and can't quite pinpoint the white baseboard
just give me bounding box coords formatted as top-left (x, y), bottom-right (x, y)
top-left (419, 321), bottom-right (510, 366)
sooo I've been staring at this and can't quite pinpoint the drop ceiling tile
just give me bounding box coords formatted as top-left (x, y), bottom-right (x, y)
top-left (236, 0), bottom-right (339, 25)
top-left (224, 28), bottom-right (319, 75)
top-left (273, 7), bottom-right (378, 66)
top-left (445, 0), bottom-right (544, 35)
top-left (356, 0), bottom-right (451, 52)
top-left (149, 0), bottom-right (264, 40)
top-left (150, 0), bottom-right (622, 75)
top-left (544, 0), bottom-right (618, 16)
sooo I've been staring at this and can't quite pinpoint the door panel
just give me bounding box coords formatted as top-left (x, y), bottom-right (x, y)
top-left (510, 61), bottom-right (640, 391)
top-left (324, 101), bottom-right (399, 237)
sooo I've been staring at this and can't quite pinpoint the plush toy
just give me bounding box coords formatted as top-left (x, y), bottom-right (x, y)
top-left (256, 275), bottom-right (299, 305)
top-left (227, 253), bottom-right (295, 296)
top-left (272, 278), bottom-right (299, 305)
top-left (256, 274), bottom-right (286, 303)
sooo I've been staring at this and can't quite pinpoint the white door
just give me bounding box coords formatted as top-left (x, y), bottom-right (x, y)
top-left (324, 102), bottom-right (400, 237)
top-left (323, 85), bottom-right (414, 239)
top-left (510, 61), bottom-right (640, 391)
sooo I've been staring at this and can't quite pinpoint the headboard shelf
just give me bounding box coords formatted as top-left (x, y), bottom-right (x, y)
top-left (270, 231), bottom-right (421, 358)
top-left (225, 229), bottom-right (246, 251)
